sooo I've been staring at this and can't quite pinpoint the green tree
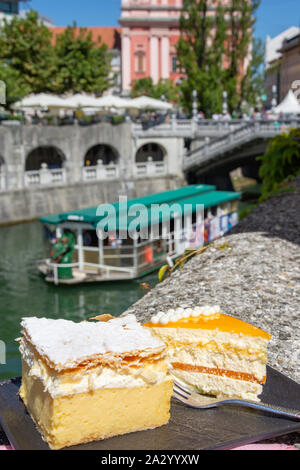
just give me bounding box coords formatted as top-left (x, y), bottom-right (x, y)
top-left (224, 0), bottom-right (261, 112)
top-left (258, 128), bottom-right (300, 197)
top-left (53, 24), bottom-right (112, 94)
top-left (176, 0), bottom-right (227, 116)
top-left (177, 0), bottom-right (262, 115)
top-left (131, 77), bottom-right (179, 102)
top-left (0, 62), bottom-right (30, 108)
top-left (0, 10), bottom-right (56, 95)
top-left (241, 37), bottom-right (265, 110)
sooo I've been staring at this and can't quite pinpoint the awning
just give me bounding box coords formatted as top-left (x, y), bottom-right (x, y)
top-left (40, 185), bottom-right (240, 230)
top-left (274, 90), bottom-right (300, 114)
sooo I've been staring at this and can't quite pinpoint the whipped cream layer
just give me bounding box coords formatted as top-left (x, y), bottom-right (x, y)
top-left (20, 315), bottom-right (165, 371)
top-left (151, 305), bottom-right (221, 325)
top-left (20, 340), bottom-right (169, 398)
top-left (149, 326), bottom-right (269, 354)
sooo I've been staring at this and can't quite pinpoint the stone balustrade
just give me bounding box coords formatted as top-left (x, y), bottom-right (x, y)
top-left (0, 173), bottom-right (5, 191)
top-left (0, 118), bottom-right (299, 194)
top-left (134, 157), bottom-right (167, 178)
top-left (82, 160), bottom-right (120, 181)
top-left (24, 165), bottom-right (66, 188)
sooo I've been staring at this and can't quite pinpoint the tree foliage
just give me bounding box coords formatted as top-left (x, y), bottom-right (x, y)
top-left (131, 77), bottom-right (179, 103)
top-left (53, 24), bottom-right (112, 95)
top-left (0, 10), bottom-right (112, 105)
top-left (177, 0), bottom-right (263, 116)
top-left (0, 10), bottom-right (56, 95)
top-left (258, 128), bottom-right (300, 197)
top-left (0, 62), bottom-right (30, 107)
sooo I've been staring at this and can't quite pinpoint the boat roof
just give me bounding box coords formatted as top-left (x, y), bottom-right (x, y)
top-left (40, 185), bottom-right (240, 229)
top-left (97, 190), bottom-right (241, 232)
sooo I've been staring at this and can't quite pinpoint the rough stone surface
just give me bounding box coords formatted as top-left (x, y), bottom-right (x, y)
top-left (126, 178), bottom-right (300, 384)
top-left (124, 177), bottom-right (300, 447)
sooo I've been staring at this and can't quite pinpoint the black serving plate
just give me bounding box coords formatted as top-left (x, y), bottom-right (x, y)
top-left (0, 366), bottom-right (299, 450)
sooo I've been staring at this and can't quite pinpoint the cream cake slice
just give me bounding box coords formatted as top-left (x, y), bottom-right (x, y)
top-left (144, 306), bottom-right (271, 402)
top-left (18, 315), bottom-right (173, 450)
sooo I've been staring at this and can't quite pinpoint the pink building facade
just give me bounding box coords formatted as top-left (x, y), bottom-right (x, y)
top-left (120, 0), bottom-right (184, 93)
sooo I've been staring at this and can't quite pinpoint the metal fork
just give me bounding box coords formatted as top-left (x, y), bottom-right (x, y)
top-left (173, 378), bottom-right (300, 420)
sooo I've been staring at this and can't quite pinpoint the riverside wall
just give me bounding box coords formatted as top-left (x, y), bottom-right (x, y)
top-left (0, 174), bottom-right (184, 225)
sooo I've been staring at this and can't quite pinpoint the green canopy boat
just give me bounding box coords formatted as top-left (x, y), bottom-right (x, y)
top-left (38, 185), bottom-right (240, 285)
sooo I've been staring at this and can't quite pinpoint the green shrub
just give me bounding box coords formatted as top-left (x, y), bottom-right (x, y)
top-left (258, 128), bottom-right (300, 200)
top-left (111, 115), bottom-right (125, 125)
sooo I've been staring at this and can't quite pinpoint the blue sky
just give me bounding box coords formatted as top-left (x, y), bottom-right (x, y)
top-left (22, 0), bottom-right (300, 41)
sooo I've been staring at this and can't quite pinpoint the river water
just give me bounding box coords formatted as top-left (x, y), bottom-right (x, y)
top-left (0, 184), bottom-right (260, 381)
top-left (0, 221), bottom-right (158, 381)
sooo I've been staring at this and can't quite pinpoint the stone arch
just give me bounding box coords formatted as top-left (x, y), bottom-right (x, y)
top-left (25, 146), bottom-right (66, 171)
top-left (84, 144), bottom-right (119, 167)
top-left (135, 142), bottom-right (167, 163)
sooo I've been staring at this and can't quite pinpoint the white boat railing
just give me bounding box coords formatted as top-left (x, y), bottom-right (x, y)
top-left (45, 259), bottom-right (135, 285)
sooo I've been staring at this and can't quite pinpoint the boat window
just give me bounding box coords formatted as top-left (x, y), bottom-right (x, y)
top-left (211, 206), bottom-right (217, 217)
top-left (82, 230), bottom-right (99, 247)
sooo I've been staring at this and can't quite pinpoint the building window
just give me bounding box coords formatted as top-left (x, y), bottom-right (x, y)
top-left (0, 2), bottom-right (18, 14)
top-left (136, 53), bottom-right (145, 74)
top-left (171, 56), bottom-right (178, 73)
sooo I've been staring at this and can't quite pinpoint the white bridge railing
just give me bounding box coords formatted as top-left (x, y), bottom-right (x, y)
top-left (132, 118), bottom-right (247, 137)
top-left (184, 120), bottom-right (300, 170)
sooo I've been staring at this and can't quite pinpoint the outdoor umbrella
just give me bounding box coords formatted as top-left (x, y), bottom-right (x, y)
top-left (13, 93), bottom-right (74, 110)
top-left (130, 96), bottom-right (173, 111)
top-left (95, 95), bottom-right (134, 109)
top-left (274, 90), bottom-right (300, 114)
top-left (63, 94), bottom-right (101, 109)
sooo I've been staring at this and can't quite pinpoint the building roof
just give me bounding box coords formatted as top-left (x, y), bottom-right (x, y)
top-left (50, 26), bottom-right (121, 50)
top-left (40, 185), bottom-right (241, 229)
top-left (265, 26), bottom-right (300, 68)
top-left (279, 33), bottom-right (300, 53)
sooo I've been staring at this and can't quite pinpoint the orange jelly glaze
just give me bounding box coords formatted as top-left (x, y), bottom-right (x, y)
top-left (171, 362), bottom-right (266, 384)
top-left (144, 313), bottom-right (271, 340)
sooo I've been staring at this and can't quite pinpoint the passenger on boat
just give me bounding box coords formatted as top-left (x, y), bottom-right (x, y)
top-left (50, 231), bottom-right (75, 280)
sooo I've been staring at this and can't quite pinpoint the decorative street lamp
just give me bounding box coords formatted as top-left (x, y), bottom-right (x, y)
top-left (192, 89), bottom-right (197, 118)
top-left (222, 91), bottom-right (228, 116)
top-left (271, 84), bottom-right (277, 113)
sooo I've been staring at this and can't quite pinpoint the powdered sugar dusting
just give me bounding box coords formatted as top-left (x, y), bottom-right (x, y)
top-left (21, 315), bottom-right (164, 368)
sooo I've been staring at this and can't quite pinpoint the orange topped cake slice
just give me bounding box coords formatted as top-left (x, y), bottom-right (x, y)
top-left (18, 315), bottom-right (173, 449)
top-left (145, 306), bottom-right (271, 401)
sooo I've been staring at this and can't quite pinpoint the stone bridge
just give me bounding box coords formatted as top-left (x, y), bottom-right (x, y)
top-left (0, 118), bottom-right (298, 224)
